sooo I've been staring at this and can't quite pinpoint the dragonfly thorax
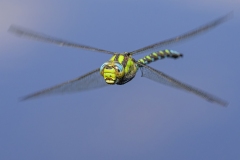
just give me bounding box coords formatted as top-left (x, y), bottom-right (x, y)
top-left (100, 61), bottom-right (125, 84)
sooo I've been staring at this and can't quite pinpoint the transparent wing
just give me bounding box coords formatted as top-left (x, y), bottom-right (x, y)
top-left (137, 62), bottom-right (228, 107)
top-left (8, 25), bottom-right (115, 55)
top-left (130, 12), bottom-right (232, 56)
top-left (21, 68), bottom-right (108, 100)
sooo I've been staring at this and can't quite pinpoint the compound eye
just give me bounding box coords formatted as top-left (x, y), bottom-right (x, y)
top-left (114, 62), bottom-right (124, 73)
top-left (100, 62), bottom-right (109, 74)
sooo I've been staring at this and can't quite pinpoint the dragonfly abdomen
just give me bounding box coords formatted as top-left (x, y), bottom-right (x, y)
top-left (138, 49), bottom-right (183, 64)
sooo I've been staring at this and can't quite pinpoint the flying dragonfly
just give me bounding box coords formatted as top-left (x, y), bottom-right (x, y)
top-left (9, 13), bottom-right (232, 106)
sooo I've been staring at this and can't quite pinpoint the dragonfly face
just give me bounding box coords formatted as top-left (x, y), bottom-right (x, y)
top-left (100, 61), bottom-right (125, 84)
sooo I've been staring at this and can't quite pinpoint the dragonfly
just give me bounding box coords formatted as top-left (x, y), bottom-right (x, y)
top-left (9, 13), bottom-right (232, 106)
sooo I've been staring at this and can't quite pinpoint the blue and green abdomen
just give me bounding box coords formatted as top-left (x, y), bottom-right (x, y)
top-left (138, 49), bottom-right (183, 64)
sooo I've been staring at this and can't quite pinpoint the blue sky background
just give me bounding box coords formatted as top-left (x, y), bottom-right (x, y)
top-left (0, 0), bottom-right (240, 159)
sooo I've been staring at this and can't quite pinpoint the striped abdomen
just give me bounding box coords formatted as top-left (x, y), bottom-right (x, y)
top-left (138, 49), bottom-right (183, 65)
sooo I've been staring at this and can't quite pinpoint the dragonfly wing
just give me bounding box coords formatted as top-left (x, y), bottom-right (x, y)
top-left (137, 62), bottom-right (228, 107)
top-left (21, 68), bottom-right (108, 100)
top-left (8, 25), bottom-right (115, 55)
top-left (130, 12), bottom-right (232, 56)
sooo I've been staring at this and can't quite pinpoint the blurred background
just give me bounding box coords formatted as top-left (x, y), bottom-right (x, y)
top-left (0, 0), bottom-right (239, 159)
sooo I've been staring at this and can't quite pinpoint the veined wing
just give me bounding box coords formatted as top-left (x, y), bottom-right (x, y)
top-left (130, 12), bottom-right (232, 56)
top-left (8, 25), bottom-right (115, 55)
top-left (137, 62), bottom-right (228, 107)
top-left (21, 68), bottom-right (108, 100)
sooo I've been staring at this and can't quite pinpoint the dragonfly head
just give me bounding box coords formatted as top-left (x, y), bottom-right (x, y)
top-left (100, 61), bottom-right (125, 84)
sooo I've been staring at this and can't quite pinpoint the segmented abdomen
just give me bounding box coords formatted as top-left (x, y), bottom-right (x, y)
top-left (138, 49), bottom-right (183, 64)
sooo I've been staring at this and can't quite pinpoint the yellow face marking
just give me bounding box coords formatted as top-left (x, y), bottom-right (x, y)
top-left (103, 68), bottom-right (117, 84)
top-left (101, 57), bottom-right (126, 84)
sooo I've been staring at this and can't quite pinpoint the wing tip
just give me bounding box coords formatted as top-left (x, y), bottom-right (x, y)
top-left (19, 95), bottom-right (34, 101)
top-left (208, 98), bottom-right (229, 107)
top-left (8, 25), bottom-right (22, 34)
top-left (218, 101), bottom-right (229, 107)
top-left (219, 11), bottom-right (234, 23)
